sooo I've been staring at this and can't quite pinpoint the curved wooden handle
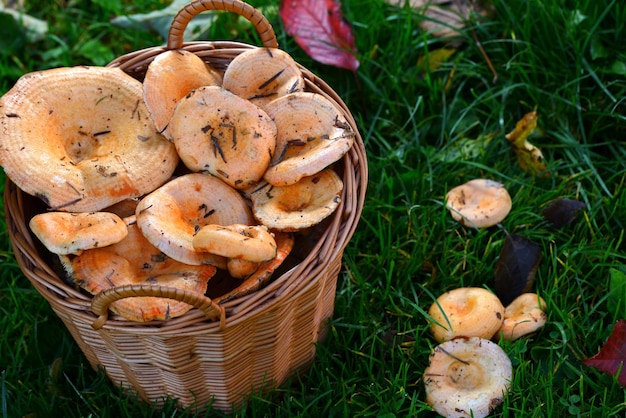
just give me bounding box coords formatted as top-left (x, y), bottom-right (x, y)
top-left (168, 0), bottom-right (278, 50)
top-left (90, 284), bottom-right (225, 330)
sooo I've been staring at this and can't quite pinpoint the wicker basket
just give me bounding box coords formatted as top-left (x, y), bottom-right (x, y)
top-left (3, 0), bottom-right (367, 412)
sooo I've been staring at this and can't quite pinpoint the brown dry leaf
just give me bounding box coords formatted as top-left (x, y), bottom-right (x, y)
top-left (505, 111), bottom-right (549, 177)
top-left (386, 0), bottom-right (493, 39)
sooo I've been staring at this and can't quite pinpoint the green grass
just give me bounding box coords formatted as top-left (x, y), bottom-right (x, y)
top-left (1, 0), bottom-right (626, 416)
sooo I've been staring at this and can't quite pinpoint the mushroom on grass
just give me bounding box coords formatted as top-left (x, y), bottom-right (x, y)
top-left (423, 337), bottom-right (513, 418)
top-left (446, 179), bottom-right (512, 228)
top-left (428, 287), bottom-right (505, 342)
top-left (0, 66), bottom-right (178, 212)
top-left (497, 293), bottom-right (547, 341)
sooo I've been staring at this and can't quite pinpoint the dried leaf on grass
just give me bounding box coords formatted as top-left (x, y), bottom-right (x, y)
top-left (542, 198), bottom-right (586, 229)
top-left (582, 319), bottom-right (626, 386)
top-left (386, 0), bottom-right (493, 39)
top-left (279, 0), bottom-right (359, 71)
top-left (505, 111), bottom-right (549, 177)
top-left (494, 234), bottom-right (542, 306)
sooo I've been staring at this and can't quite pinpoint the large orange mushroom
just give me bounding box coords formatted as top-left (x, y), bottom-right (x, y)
top-left (0, 66), bottom-right (178, 212)
top-left (169, 85), bottom-right (277, 190)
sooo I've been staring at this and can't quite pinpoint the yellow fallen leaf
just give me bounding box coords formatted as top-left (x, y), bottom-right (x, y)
top-left (505, 111), bottom-right (549, 177)
top-left (417, 47), bottom-right (456, 73)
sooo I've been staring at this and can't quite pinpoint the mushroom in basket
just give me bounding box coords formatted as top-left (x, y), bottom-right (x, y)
top-left (143, 49), bottom-right (222, 140)
top-left (59, 218), bottom-right (217, 322)
top-left (0, 66), bottom-right (179, 212)
top-left (263, 92), bottom-right (355, 187)
top-left (169, 85), bottom-right (277, 190)
top-left (222, 47), bottom-right (305, 109)
top-left (135, 173), bottom-right (254, 267)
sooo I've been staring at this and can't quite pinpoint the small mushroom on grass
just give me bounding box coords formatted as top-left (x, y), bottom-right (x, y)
top-left (429, 287), bottom-right (504, 342)
top-left (423, 337), bottom-right (513, 418)
top-left (446, 179), bottom-right (512, 228)
top-left (497, 293), bottom-right (547, 341)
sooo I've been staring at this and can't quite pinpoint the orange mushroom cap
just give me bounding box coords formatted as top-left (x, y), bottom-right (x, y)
top-left (192, 223), bottom-right (277, 263)
top-left (60, 222), bottom-right (216, 322)
top-left (263, 92), bottom-right (355, 187)
top-left (446, 179), bottom-right (512, 228)
top-left (497, 293), bottom-right (547, 341)
top-left (169, 85), bottom-right (277, 190)
top-left (250, 168), bottom-right (343, 231)
top-left (29, 211), bottom-right (128, 255)
top-left (143, 49), bottom-right (222, 140)
top-left (0, 66), bottom-right (178, 212)
top-left (428, 287), bottom-right (505, 342)
top-left (135, 173), bottom-right (254, 266)
top-left (222, 47), bottom-right (305, 109)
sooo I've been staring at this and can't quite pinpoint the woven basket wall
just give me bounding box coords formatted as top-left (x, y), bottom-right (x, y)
top-left (3, 0), bottom-right (367, 412)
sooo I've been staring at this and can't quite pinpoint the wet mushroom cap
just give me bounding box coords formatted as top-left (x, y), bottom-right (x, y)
top-left (29, 211), bottom-right (128, 255)
top-left (222, 47), bottom-right (305, 109)
top-left (169, 85), bottom-right (277, 190)
top-left (135, 173), bottom-right (254, 266)
top-left (193, 223), bottom-right (277, 263)
top-left (250, 168), bottom-right (343, 231)
top-left (0, 66), bottom-right (179, 212)
top-left (428, 287), bottom-right (505, 342)
top-left (60, 222), bottom-right (216, 322)
top-left (498, 293), bottom-right (547, 341)
top-left (446, 179), bottom-right (512, 228)
top-left (263, 92), bottom-right (355, 187)
top-left (423, 337), bottom-right (513, 418)
top-left (143, 49), bottom-right (223, 140)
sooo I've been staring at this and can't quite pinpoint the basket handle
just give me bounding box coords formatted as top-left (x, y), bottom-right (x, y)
top-left (168, 0), bottom-right (279, 50)
top-left (90, 284), bottom-right (226, 330)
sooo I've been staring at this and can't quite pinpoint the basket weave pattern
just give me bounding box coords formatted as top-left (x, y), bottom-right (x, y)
top-left (3, 0), bottom-right (366, 411)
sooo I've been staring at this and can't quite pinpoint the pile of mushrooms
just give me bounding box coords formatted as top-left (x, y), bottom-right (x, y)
top-left (424, 287), bottom-right (547, 417)
top-left (0, 47), bottom-right (355, 323)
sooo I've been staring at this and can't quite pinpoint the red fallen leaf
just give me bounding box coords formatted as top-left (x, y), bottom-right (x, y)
top-left (279, 0), bottom-right (359, 71)
top-left (582, 320), bottom-right (626, 386)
